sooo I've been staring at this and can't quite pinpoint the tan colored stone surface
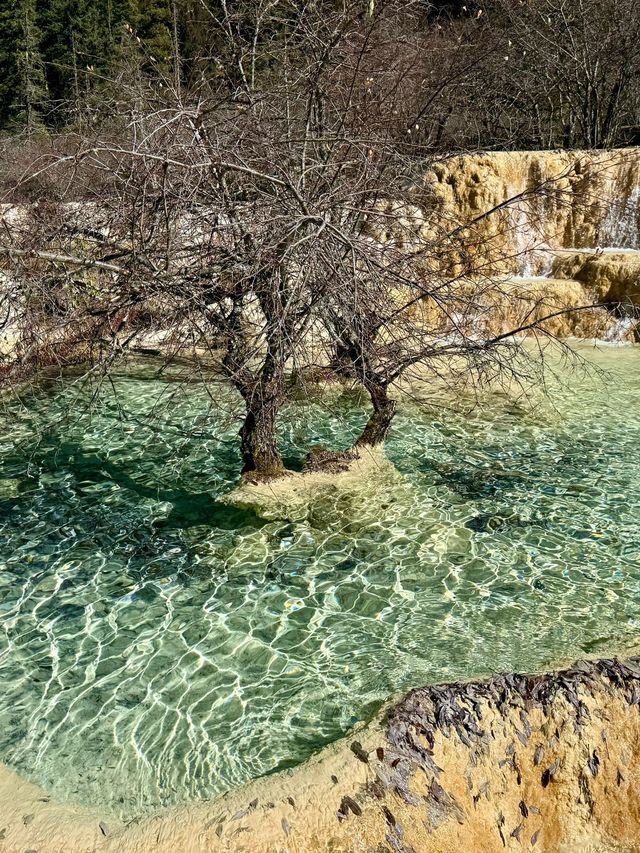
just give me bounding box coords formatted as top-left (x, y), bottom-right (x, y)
top-left (0, 762), bottom-right (113, 852)
top-left (421, 149), bottom-right (640, 276)
top-left (551, 250), bottom-right (640, 309)
top-left (407, 274), bottom-right (626, 340)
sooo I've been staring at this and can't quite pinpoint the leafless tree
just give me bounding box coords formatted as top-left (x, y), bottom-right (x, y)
top-left (460, 0), bottom-right (640, 150)
top-left (0, 0), bottom-right (600, 483)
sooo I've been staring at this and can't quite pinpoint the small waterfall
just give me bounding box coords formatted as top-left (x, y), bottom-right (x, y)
top-left (599, 182), bottom-right (640, 249)
top-left (508, 198), bottom-right (552, 278)
top-left (507, 156), bottom-right (639, 276)
top-left (425, 149), bottom-right (640, 343)
top-left (510, 203), bottom-right (534, 276)
top-left (603, 315), bottom-right (638, 343)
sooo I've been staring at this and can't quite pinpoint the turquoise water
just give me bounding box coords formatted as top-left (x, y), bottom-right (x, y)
top-left (0, 345), bottom-right (639, 817)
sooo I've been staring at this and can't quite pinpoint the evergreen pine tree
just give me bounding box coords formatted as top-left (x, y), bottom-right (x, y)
top-left (0, 0), bottom-right (22, 126)
top-left (0, 0), bottom-right (183, 129)
top-left (135, 0), bottom-right (173, 75)
top-left (0, 0), bottom-right (48, 132)
top-left (101, 0), bottom-right (138, 62)
top-left (17, 0), bottom-right (48, 131)
top-left (37, 0), bottom-right (104, 118)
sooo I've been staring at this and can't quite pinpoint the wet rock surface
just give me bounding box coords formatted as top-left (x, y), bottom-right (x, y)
top-left (371, 657), bottom-right (640, 851)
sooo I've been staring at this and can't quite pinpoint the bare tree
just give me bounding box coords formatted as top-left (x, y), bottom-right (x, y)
top-left (462, 0), bottom-right (640, 150)
top-left (0, 0), bottom-right (600, 484)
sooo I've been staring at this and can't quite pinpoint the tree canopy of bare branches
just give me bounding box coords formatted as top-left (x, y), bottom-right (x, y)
top-left (0, 0), bottom-right (601, 483)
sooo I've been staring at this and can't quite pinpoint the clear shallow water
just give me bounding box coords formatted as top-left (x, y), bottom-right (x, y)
top-left (0, 345), bottom-right (639, 817)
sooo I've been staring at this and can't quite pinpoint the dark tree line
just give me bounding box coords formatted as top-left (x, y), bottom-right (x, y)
top-left (0, 0), bottom-right (637, 149)
top-left (0, 0), bottom-right (174, 130)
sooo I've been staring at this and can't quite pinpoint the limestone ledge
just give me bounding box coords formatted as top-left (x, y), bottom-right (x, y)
top-left (551, 250), bottom-right (640, 310)
top-left (4, 655), bottom-right (640, 852)
top-left (421, 149), bottom-right (640, 275)
top-left (410, 274), bottom-right (632, 341)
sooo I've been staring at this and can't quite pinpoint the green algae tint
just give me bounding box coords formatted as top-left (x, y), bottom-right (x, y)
top-left (0, 344), bottom-right (639, 818)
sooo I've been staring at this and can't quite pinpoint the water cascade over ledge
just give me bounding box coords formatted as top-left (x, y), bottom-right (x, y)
top-left (402, 149), bottom-right (640, 342)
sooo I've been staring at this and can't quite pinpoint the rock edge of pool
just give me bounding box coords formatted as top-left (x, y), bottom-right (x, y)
top-left (4, 654), bottom-right (640, 853)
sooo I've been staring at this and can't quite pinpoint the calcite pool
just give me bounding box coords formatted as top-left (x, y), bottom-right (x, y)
top-left (0, 344), bottom-right (639, 818)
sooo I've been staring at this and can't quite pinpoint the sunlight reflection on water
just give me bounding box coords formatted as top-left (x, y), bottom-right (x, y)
top-left (0, 344), bottom-right (639, 817)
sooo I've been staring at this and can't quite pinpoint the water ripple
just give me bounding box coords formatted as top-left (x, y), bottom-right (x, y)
top-left (0, 346), bottom-right (639, 817)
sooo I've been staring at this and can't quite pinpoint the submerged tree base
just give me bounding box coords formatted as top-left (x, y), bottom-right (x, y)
top-left (222, 444), bottom-right (401, 521)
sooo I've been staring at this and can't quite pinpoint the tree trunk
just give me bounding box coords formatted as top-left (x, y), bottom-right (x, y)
top-left (239, 397), bottom-right (286, 481)
top-left (355, 383), bottom-right (396, 447)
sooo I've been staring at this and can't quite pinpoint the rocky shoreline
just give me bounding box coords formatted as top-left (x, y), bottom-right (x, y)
top-left (4, 654), bottom-right (640, 852)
